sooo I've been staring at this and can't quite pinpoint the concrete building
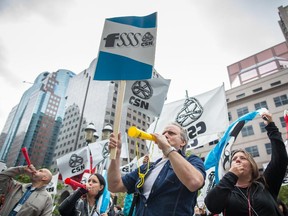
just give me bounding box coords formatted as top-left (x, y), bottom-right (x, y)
top-left (193, 43), bottom-right (288, 172)
top-left (279, 5), bottom-right (288, 43)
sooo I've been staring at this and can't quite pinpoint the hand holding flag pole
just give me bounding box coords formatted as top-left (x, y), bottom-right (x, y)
top-left (21, 147), bottom-right (31, 166)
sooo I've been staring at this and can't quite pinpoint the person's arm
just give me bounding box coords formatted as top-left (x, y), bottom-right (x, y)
top-left (263, 120), bottom-right (288, 199)
top-left (204, 172), bottom-right (238, 214)
top-left (107, 133), bottom-right (127, 193)
top-left (0, 166), bottom-right (25, 195)
top-left (166, 151), bottom-right (205, 192)
top-left (152, 133), bottom-right (205, 192)
top-left (58, 188), bottom-right (87, 216)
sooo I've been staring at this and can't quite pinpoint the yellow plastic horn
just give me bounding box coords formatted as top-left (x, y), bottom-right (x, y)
top-left (128, 126), bottom-right (156, 141)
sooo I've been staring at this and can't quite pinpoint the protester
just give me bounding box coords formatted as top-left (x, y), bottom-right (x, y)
top-left (0, 164), bottom-right (53, 216)
top-left (277, 198), bottom-right (288, 216)
top-left (59, 173), bottom-right (111, 216)
top-left (108, 122), bottom-right (206, 215)
top-left (204, 112), bottom-right (288, 216)
top-left (123, 154), bottom-right (150, 216)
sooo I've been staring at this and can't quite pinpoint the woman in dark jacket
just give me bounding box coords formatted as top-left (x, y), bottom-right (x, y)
top-left (59, 173), bottom-right (110, 216)
top-left (204, 112), bottom-right (288, 216)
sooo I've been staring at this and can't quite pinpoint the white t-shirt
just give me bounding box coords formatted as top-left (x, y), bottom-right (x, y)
top-left (142, 158), bottom-right (168, 199)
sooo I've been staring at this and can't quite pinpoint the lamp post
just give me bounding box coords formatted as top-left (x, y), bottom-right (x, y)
top-left (84, 123), bottom-right (97, 173)
top-left (85, 123), bottom-right (96, 143)
top-left (92, 132), bottom-right (99, 143)
top-left (102, 124), bottom-right (113, 140)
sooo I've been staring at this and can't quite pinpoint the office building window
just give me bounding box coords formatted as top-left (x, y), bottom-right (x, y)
top-left (280, 116), bottom-right (286, 128)
top-left (265, 143), bottom-right (272, 155)
top-left (259, 122), bottom-right (266, 133)
top-left (254, 101), bottom-right (268, 110)
top-left (237, 107), bottom-right (249, 118)
top-left (228, 112), bottom-right (232, 121)
top-left (241, 125), bottom-right (254, 137)
top-left (273, 94), bottom-right (288, 107)
top-left (245, 146), bottom-right (259, 157)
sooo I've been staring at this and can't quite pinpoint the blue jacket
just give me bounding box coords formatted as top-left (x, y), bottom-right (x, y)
top-left (122, 151), bottom-right (206, 216)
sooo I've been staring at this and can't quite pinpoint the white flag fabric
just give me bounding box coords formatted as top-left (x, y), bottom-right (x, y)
top-left (147, 85), bottom-right (228, 153)
top-left (89, 140), bottom-right (110, 168)
top-left (120, 157), bottom-right (138, 176)
top-left (120, 133), bottom-right (129, 159)
top-left (57, 147), bottom-right (90, 180)
top-left (123, 77), bottom-right (171, 117)
top-left (46, 172), bottom-right (59, 195)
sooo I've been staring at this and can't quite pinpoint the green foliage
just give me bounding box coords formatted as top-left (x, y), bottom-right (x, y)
top-left (115, 192), bottom-right (126, 207)
top-left (278, 184), bottom-right (288, 206)
top-left (15, 174), bottom-right (31, 183)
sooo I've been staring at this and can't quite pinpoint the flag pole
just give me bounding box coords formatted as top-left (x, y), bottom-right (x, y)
top-left (110, 80), bottom-right (127, 160)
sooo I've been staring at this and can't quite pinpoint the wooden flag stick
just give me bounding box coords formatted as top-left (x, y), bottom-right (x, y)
top-left (110, 80), bottom-right (127, 160)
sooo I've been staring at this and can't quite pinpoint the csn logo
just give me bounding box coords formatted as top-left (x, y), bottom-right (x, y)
top-left (104, 32), bottom-right (154, 48)
top-left (176, 97), bottom-right (206, 147)
top-left (68, 154), bottom-right (85, 174)
top-left (128, 81), bottom-right (153, 110)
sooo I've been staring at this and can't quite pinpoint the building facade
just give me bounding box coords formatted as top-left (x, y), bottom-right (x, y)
top-left (0, 70), bottom-right (75, 168)
top-left (193, 44), bottom-right (288, 172)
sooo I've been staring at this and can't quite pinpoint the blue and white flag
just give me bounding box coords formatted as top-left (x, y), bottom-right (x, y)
top-left (197, 108), bottom-right (267, 205)
top-left (94, 12), bottom-right (157, 80)
top-left (204, 108), bottom-right (268, 183)
top-left (123, 77), bottom-right (170, 117)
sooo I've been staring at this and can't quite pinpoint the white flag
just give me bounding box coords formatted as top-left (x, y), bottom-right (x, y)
top-left (89, 140), bottom-right (110, 168)
top-left (148, 85), bottom-right (228, 151)
top-left (46, 172), bottom-right (59, 195)
top-left (123, 77), bottom-right (171, 117)
top-left (57, 147), bottom-right (90, 180)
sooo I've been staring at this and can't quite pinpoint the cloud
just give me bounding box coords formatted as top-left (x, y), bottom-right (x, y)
top-left (0, 0), bottom-right (75, 22)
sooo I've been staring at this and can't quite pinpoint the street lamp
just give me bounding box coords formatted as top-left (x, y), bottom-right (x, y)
top-left (102, 124), bottom-right (113, 140)
top-left (92, 131), bottom-right (99, 143)
top-left (85, 123), bottom-right (96, 143)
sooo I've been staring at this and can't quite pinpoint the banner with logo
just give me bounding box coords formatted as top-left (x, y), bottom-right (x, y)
top-left (94, 12), bottom-right (157, 80)
top-left (46, 172), bottom-right (59, 195)
top-left (57, 147), bottom-right (90, 180)
top-left (89, 140), bottom-right (110, 168)
top-left (123, 77), bottom-right (171, 117)
top-left (120, 156), bottom-right (138, 176)
top-left (147, 85), bottom-right (228, 157)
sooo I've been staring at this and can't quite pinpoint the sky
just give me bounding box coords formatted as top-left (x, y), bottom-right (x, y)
top-left (0, 0), bottom-right (287, 131)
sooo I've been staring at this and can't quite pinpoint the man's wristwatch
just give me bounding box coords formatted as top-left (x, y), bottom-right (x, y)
top-left (163, 146), bottom-right (177, 157)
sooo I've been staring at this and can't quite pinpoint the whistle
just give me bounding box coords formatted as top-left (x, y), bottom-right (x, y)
top-left (128, 126), bottom-right (156, 141)
top-left (64, 178), bottom-right (86, 189)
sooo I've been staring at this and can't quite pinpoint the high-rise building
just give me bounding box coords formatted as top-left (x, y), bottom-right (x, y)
top-left (0, 70), bottom-right (75, 168)
top-left (278, 5), bottom-right (288, 43)
top-left (50, 58), bottom-right (158, 173)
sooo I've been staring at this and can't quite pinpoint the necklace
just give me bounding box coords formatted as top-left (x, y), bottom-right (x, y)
top-left (87, 203), bottom-right (95, 216)
top-left (236, 186), bottom-right (259, 216)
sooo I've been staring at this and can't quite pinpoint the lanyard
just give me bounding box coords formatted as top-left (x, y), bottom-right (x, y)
top-left (9, 186), bottom-right (35, 216)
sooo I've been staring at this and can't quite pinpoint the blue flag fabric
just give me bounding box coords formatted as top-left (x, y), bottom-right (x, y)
top-left (204, 109), bottom-right (262, 183)
top-left (94, 12), bottom-right (157, 80)
top-left (97, 170), bottom-right (111, 214)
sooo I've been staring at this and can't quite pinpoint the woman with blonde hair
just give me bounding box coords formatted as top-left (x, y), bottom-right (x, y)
top-left (204, 112), bottom-right (288, 216)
